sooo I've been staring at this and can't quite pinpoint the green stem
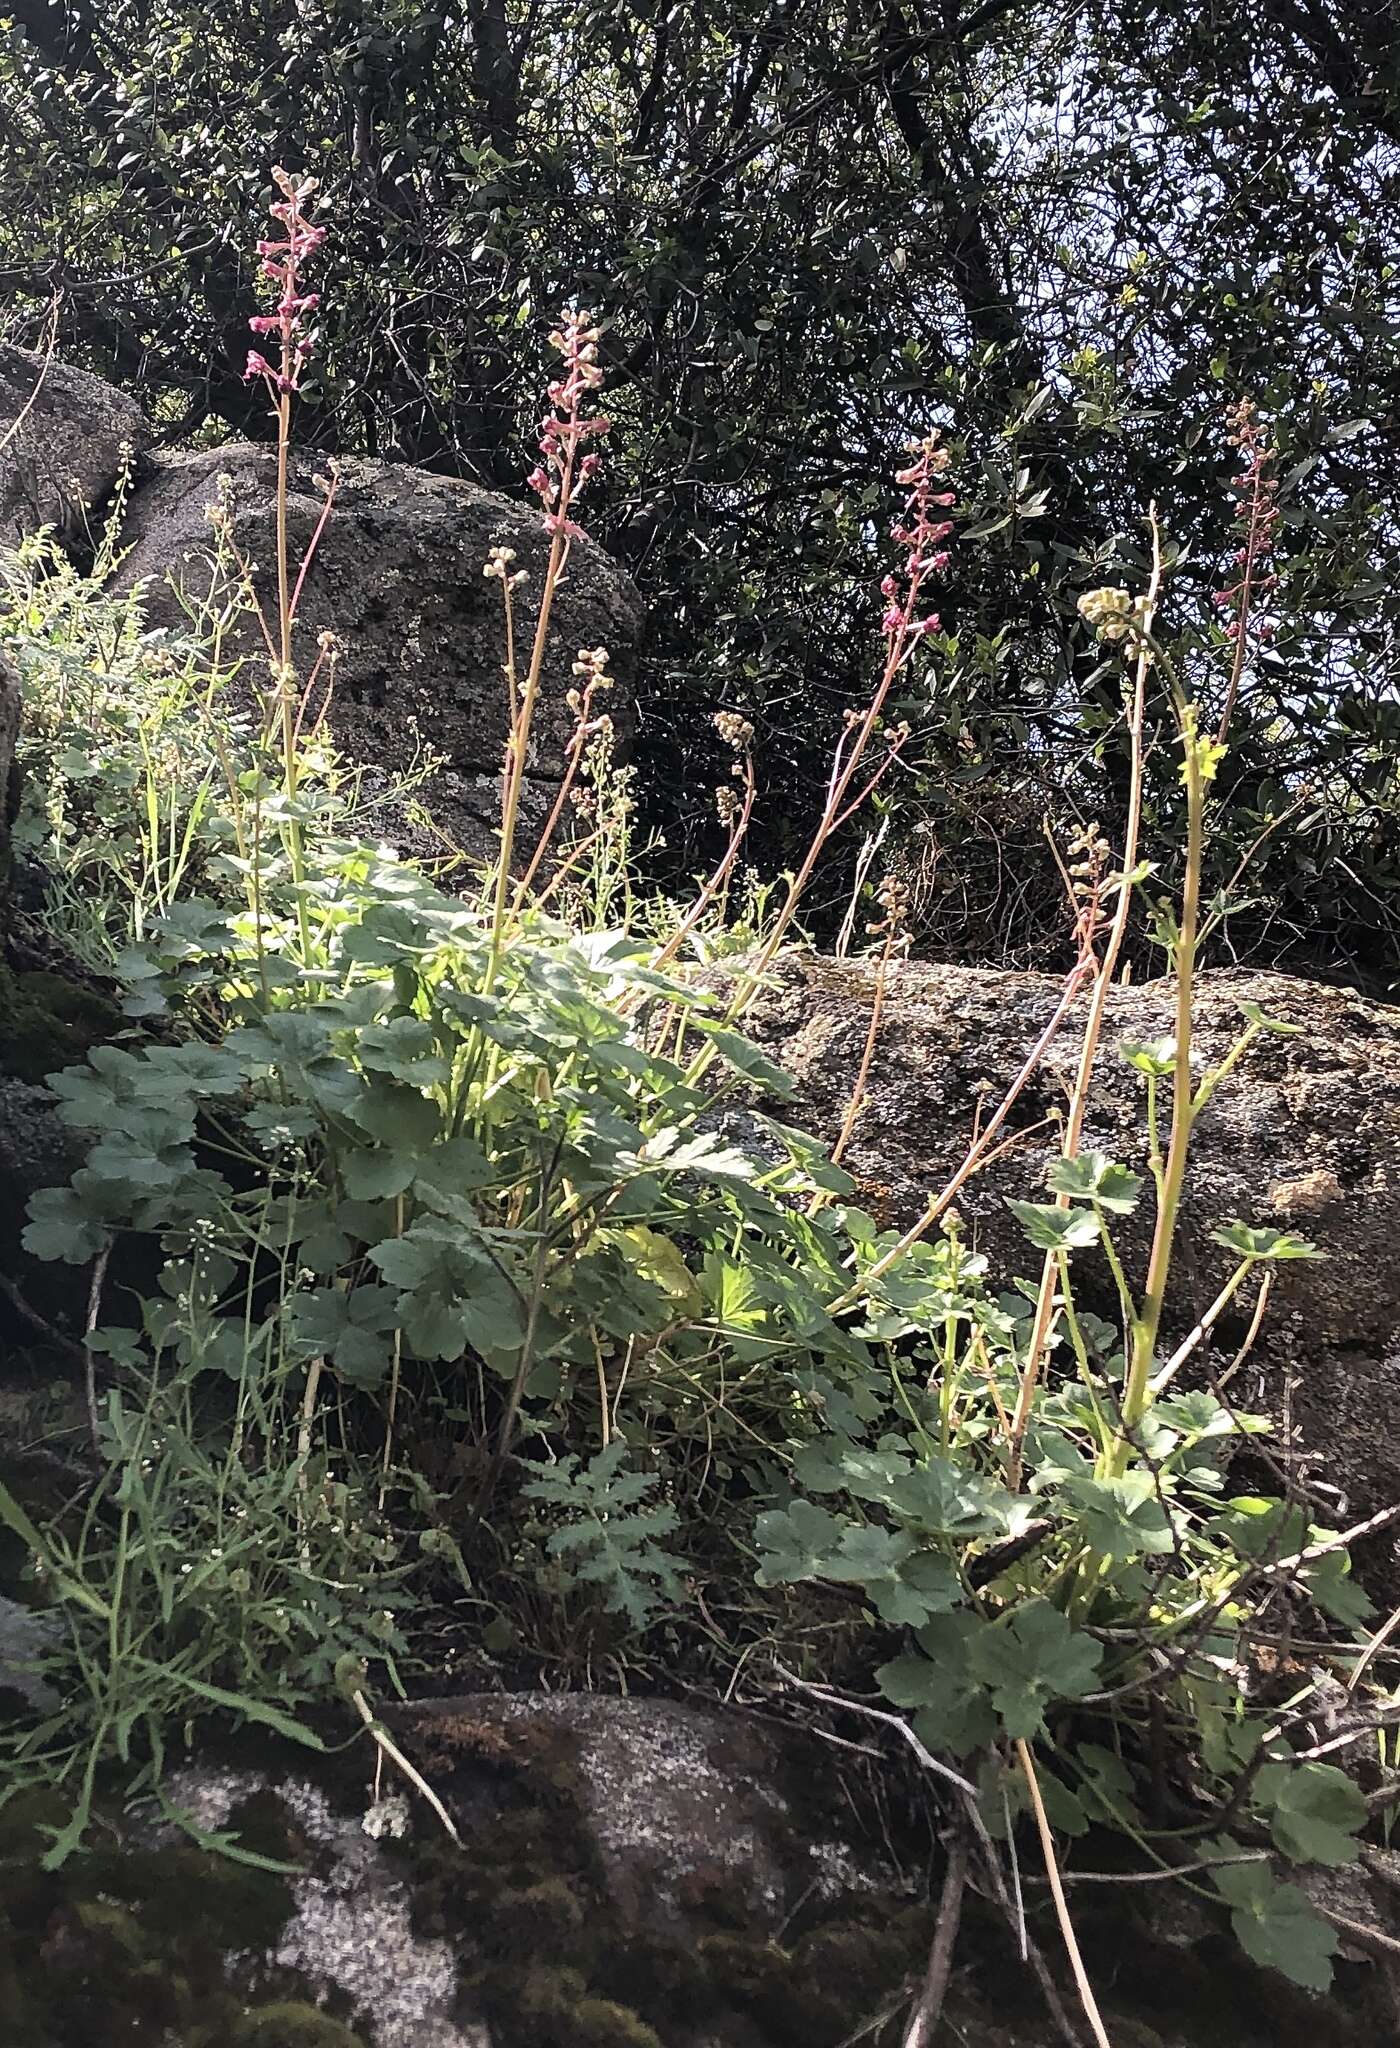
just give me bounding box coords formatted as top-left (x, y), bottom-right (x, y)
top-left (1115, 697), bottom-right (1206, 1468)
top-left (108, 1505), bottom-right (130, 1681)
top-left (1145, 1071), bottom-right (1164, 1196)
top-left (487, 457), bottom-right (576, 985)
top-left (1057, 1252), bottom-right (1112, 1455)
top-left (1095, 1210), bottom-right (1137, 1341)
top-left (273, 384), bottom-right (312, 971)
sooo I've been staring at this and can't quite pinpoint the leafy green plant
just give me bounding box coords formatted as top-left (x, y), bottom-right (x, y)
top-left (747, 577), bottom-right (1380, 2016)
top-left (2, 170), bottom-right (1394, 2048)
top-left (522, 1443), bottom-right (688, 1628)
top-left (0, 1362), bottom-right (405, 1870)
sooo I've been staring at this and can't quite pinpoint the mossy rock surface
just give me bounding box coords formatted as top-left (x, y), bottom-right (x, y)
top-left (383, 1695), bottom-right (1398, 2048)
top-left (0, 1704), bottom-right (1396, 2048)
top-left (387, 1692), bottom-right (931, 2047)
top-left (0, 963), bottom-right (121, 1086)
top-left (229, 2002), bottom-right (367, 2048)
top-left (0, 1786), bottom-right (365, 2048)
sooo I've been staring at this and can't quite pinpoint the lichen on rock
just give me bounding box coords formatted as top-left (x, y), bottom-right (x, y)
top-left (0, 346), bottom-right (149, 550)
top-left (111, 444), bottom-right (644, 856)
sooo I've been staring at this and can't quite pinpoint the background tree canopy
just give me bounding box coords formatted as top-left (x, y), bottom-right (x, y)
top-left (2, 0), bottom-right (1397, 978)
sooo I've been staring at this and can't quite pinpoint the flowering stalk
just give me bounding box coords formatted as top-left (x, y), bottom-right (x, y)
top-left (651, 712), bottom-right (757, 968)
top-left (290, 630), bottom-right (341, 753)
top-left (708, 432), bottom-right (954, 1044)
top-left (512, 643), bottom-right (615, 907)
top-left (1004, 544), bottom-right (1162, 1490)
top-left (1111, 691), bottom-right (1211, 1467)
top-left (242, 165), bottom-right (328, 966)
top-left (813, 873), bottom-right (909, 1217)
top-left (488, 310), bottom-right (611, 973)
top-left (1212, 398), bottom-right (1280, 744)
top-left (244, 167), bottom-right (327, 761)
top-left (1036, 584), bottom-right (1233, 1476)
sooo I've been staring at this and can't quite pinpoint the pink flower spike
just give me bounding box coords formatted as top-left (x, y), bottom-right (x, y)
top-left (877, 431), bottom-right (956, 651)
top-left (248, 170), bottom-right (326, 383)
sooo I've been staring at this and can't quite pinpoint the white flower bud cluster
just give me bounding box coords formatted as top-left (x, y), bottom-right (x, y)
top-left (1077, 585), bottom-right (1149, 643)
top-left (1066, 818), bottom-right (1112, 899)
top-left (712, 709), bottom-right (754, 751)
top-left (483, 544), bottom-right (528, 588)
top-left (566, 644), bottom-right (613, 714)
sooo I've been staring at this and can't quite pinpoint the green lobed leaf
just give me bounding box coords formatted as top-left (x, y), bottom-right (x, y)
top-left (1237, 999), bottom-right (1303, 1037)
top-left (1210, 1853), bottom-right (1338, 1990)
top-left (1005, 1199), bottom-right (1101, 1252)
top-left (1056, 1471), bottom-right (1176, 1564)
top-left (876, 1612), bottom-right (999, 1757)
top-left (822, 1523), bottom-right (962, 1626)
top-left (22, 1185), bottom-right (111, 1263)
top-left (753, 1499), bottom-right (843, 1586)
top-left (1120, 1037), bottom-right (1176, 1076)
top-left (1252, 1761), bottom-right (1367, 1867)
top-left (887, 1456), bottom-right (1016, 1540)
top-left (965, 1600), bottom-right (1103, 1741)
top-left (1210, 1221), bottom-right (1325, 1261)
top-left (1045, 1151), bottom-right (1143, 1213)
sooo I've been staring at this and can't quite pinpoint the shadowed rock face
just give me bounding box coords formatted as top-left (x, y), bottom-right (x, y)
top-left (6, 1693), bottom-right (1380, 2048)
top-left (0, 346), bottom-right (148, 547)
top-left (740, 953), bottom-right (1400, 1579)
top-left (112, 444), bottom-right (644, 857)
top-left (395, 1691), bottom-right (888, 1939)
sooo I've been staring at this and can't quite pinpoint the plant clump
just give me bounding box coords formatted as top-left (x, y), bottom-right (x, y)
top-left (0, 170), bottom-right (1395, 2048)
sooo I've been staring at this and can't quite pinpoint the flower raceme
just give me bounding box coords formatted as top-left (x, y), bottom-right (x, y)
top-left (881, 432), bottom-right (956, 655)
top-left (830, 431), bottom-right (958, 802)
top-left (1212, 397), bottom-right (1281, 647)
top-left (813, 429), bottom-right (957, 824)
top-left (244, 166), bottom-right (328, 399)
top-left (528, 310), bottom-right (612, 541)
